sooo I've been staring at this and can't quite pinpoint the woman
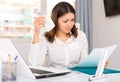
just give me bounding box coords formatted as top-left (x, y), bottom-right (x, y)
top-left (29, 2), bottom-right (88, 68)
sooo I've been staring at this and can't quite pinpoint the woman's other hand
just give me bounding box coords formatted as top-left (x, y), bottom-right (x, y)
top-left (105, 60), bottom-right (109, 68)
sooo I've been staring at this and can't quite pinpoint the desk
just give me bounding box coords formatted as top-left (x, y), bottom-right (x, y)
top-left (9, 72), bottom-right (120, 82)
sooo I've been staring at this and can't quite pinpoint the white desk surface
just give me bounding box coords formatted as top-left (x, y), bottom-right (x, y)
top-left (9, 72), bottom-right (120, 82)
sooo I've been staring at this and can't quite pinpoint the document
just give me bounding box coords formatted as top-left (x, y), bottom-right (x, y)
top-left (68, 45), bottom-right (120, 75)
top-left (71, 45), bottom-right (117, 68)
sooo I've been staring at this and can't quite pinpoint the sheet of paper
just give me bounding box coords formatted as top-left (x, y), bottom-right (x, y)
top-left (70, 45), bottom-right (117, 68)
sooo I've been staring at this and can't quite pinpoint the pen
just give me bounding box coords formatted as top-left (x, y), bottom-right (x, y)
top-left (14, 55), bottom-right (18, 61)
top-left (8, 54), bottom-right (12, 78)
top-left (8, 54), bottom-right (12, 62)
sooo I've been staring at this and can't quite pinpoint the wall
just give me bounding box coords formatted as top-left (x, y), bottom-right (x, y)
top-left (92, 0), bottom-right (120, 69)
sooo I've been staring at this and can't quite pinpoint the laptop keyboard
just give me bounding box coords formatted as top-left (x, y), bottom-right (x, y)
top-left (30, 68), bottom-right (53, 74)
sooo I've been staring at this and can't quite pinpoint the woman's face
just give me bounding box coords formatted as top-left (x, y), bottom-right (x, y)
top-left (57, 12), bottom-right (75, 34)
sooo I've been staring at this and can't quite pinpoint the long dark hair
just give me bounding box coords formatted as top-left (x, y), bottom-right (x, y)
top-left (45, 2), bottom-right (78, 43)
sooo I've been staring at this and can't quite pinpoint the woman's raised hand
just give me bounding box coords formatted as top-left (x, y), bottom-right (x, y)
top-left (32, 16), bottom-right (46, 44)
top-left (34, 16), bottom-right (46, 34)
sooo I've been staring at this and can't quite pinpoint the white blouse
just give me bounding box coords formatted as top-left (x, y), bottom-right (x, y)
top-left (29, 30), bottom-right (88, 68)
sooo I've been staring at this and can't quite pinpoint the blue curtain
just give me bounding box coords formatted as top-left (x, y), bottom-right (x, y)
top-left (76, 0), bottom-right (93, 53)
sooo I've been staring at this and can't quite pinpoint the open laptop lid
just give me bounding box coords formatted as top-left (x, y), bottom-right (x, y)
top-left (0, 38), bottom-right (35, 79)
top-left (0, 38), bottom-right (71, 79)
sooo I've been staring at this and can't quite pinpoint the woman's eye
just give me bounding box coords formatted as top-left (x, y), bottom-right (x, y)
top-left (63, 20), bottom-right (68, 23)
top-left (71, 19), bottom-right (75, 22)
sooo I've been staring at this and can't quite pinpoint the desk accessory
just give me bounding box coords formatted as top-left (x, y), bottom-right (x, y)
top-left (89, 74), bottom-right (106, 82)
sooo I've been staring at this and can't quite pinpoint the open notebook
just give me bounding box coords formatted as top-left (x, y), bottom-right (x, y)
top-left (69, 45), bottom-right (120, 75)
top-left (0, 38), bottom-right (71, 79)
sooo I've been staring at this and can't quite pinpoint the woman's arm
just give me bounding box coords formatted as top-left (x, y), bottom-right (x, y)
top-left (29, 36), bottom-right (48, 66)
top-left (29, 16), bottom-right (47, 66)
top-left (29, 43), bottom-right (46, 66)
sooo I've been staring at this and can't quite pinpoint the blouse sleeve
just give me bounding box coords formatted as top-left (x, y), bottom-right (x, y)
top-left (29, 33), bottom-right (48, 66)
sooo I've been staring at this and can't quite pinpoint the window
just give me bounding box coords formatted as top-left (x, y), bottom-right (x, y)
top-left (0, 0), bottom-right (40, 37)
top-left (0, 0), bottom-right (75, 38)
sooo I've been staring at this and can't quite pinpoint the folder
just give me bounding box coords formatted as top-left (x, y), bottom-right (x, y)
top-left (68, 45), bottom-right (120, 75)
top-left (69, 67), bottom-right (120, 75)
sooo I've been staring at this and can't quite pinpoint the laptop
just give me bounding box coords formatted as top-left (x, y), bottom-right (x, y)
top-left (0, 38), bottom-right (71, 79)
